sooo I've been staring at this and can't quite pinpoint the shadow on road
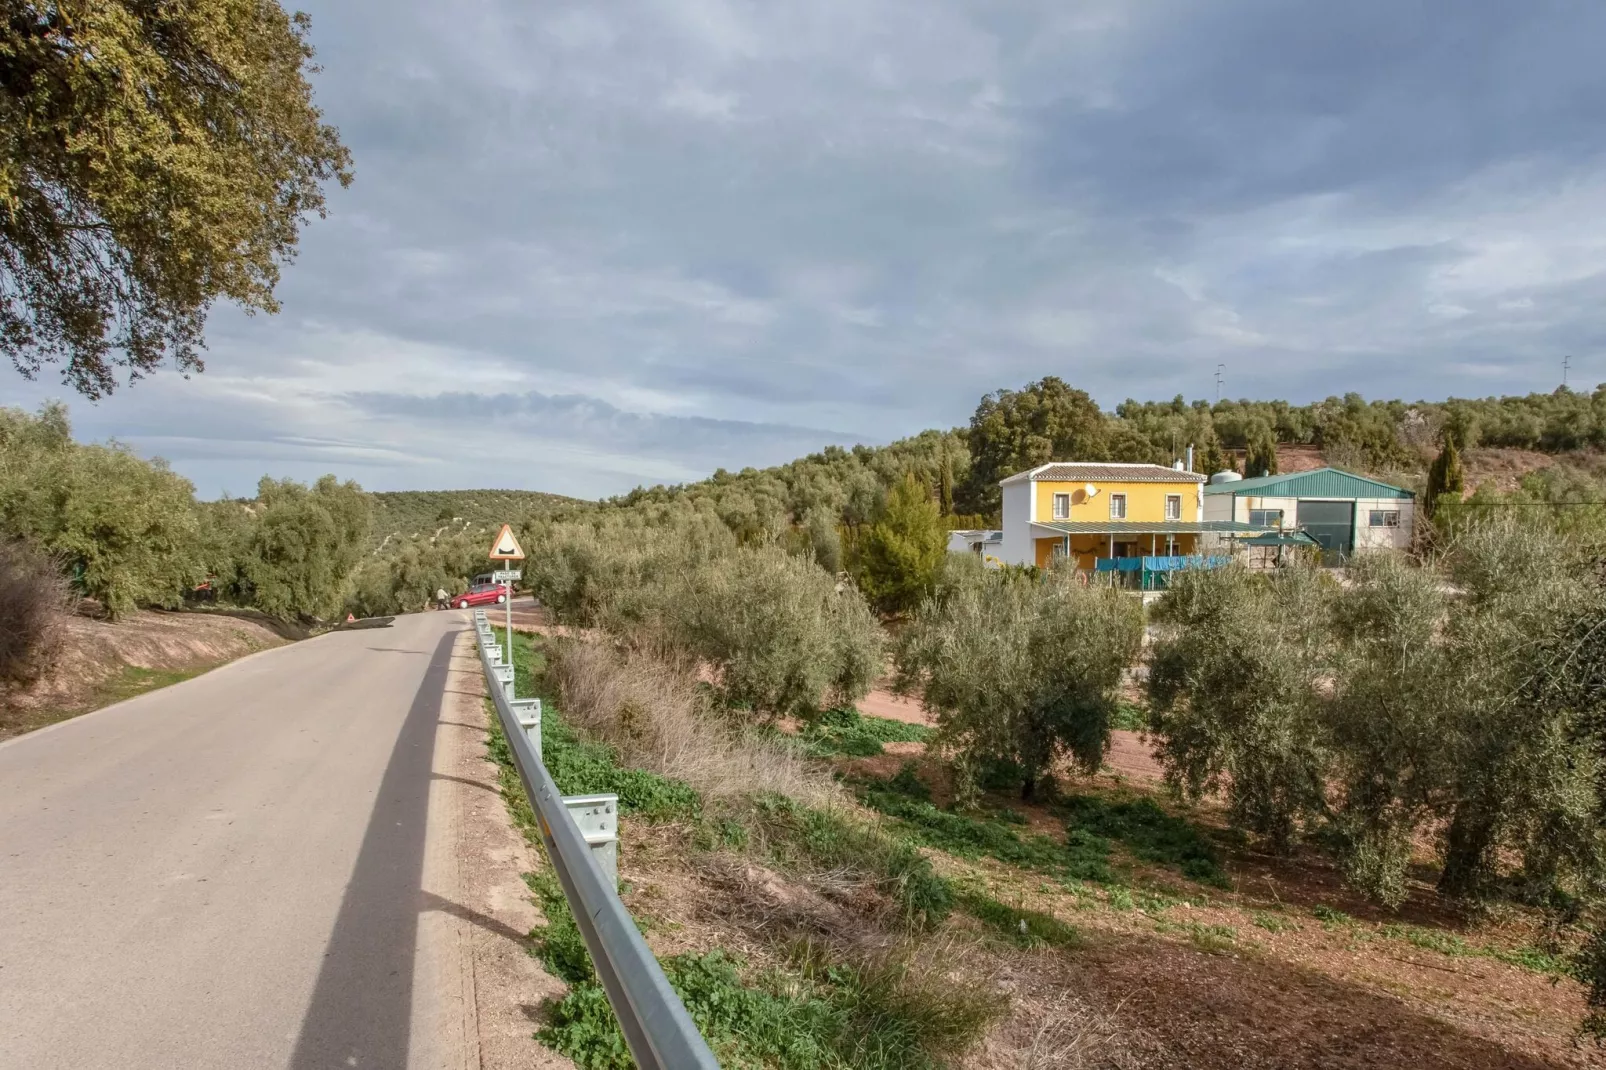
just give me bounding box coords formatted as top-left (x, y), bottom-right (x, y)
top-left (287, 628), bottom-right (457, 1070)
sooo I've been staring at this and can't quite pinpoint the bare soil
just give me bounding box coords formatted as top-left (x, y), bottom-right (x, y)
top-left (835, 686), bottom-right (1602, 1068)
top-left (1, 608), bottom-right (287, 739)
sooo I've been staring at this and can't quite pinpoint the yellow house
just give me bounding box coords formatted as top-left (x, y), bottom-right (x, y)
top-left (997, 462), bottom-right (1263, 569)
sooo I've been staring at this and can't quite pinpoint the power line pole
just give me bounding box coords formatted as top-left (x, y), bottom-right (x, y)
top-left (1215, 364), bottom-right (1225, 405)
top-left (1563, 355), bottom-right (1571, 388)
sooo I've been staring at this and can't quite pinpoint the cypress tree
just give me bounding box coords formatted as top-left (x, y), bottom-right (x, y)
top-left (1424, 438), bottom-right (1465, 519)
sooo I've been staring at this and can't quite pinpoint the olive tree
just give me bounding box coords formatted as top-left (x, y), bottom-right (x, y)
top-left (1147, 560), bottom-right (1335, 848)
top-left (897, 560), bottom-right (1143, 800)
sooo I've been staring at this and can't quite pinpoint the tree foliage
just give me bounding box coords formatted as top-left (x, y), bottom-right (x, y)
top-left (2, 0), bottom-right (352, 397)
top-left (1148, 526), bottom-right (1606, 908)
top-left (1423, 437), bottom-right (1465, 520)
top-left (0, 402), bottom-right (201, 615)
top-left (959, 377), bottom-right (1107, 515)
top-left (211, 476), bottom-right (372, 620)
top-left (1241, 423), bottom-right (1278, 477)
top-left (852, 473), bottom-right (947, 615)
top-left (524, 505), bottom-right (884, 718)
top-left (896, 559), bottom-right (1144, 800)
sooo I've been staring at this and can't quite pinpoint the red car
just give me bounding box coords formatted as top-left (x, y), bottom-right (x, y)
top-left (450, 582), bottom-right (509, 609)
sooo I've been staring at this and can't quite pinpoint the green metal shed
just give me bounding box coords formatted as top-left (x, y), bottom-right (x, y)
top-left (1202, 468), bottom-right (1415, 500)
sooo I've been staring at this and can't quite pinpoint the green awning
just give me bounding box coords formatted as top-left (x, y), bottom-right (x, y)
top-left (1240, 530), bottom-right (1322, 547)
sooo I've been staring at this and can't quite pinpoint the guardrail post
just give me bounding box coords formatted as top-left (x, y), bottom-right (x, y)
top-left (511, 698), bottom-right (542, 762)
top-left (563, 793), bottom-right (619, 886)
top-left (492, 663), bottom-right (515, 700)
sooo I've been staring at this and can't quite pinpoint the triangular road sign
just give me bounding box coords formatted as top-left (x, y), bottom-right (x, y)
top-left (488, 524), bottom-right (526, 561)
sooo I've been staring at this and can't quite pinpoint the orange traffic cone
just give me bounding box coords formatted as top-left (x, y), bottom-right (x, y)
top-left (346, 613), bottom-right (356, 623)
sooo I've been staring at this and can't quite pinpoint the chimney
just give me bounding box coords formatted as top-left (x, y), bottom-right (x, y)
top-left (1185, 445), bottom-right (1195, 473)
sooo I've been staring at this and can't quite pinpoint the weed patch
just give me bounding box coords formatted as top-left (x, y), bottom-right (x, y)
top-left (1056, 794), bottom-right (1229, 888)
top-left (540, 941), bottom-right (998, 1070)
top-left (800, 706), bottom-right (931, 758)
top-left (854, 771), bottom-right (1117, 884)
top-left (748, 793), bottom-right (953, 926)
top-left (955, 889), bottom-right (1080, 949)
top-left (1253, 911), bottom-right (1299, 934)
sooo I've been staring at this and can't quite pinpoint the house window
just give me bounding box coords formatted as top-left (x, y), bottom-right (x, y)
top-left (1165, 494), bottom-right (1182, 521)
top-left (1249, 509), bottom-right (1284, 528)
top-left (1109, 493), bottom-right (1127, 520)
top-left (1369, 510), bottom-right (1401, 528)
top-left (1052, 492), bottom-right (1071, 520)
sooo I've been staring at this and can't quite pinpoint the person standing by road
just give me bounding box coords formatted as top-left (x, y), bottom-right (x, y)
top-left (435, 587), bottom-right (449, 610)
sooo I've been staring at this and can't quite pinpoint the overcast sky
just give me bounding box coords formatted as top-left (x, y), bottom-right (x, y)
top-left (7, 0), bottom-right (1606, 499)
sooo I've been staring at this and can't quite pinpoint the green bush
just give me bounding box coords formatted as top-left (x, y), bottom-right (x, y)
top-left (0, 404), bottom-right (202, 616)
top-left (896, 562), bottom-right (1143, 799)
top-left (852, 473), bottom-right (948, 615)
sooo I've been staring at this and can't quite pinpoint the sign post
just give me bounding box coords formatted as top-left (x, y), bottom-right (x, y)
top-left (488, 524), bottom-right (526, 669)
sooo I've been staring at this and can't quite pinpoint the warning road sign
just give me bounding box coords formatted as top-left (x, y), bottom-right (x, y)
top-left (488, 524), bottom-right (526, 561)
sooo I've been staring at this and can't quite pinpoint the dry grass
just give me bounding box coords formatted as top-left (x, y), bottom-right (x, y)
top-left (549, 638), bottom-right (842, 811)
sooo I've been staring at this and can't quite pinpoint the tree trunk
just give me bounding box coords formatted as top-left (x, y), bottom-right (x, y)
top-left (1438, 807), bottom-right (1497, 899)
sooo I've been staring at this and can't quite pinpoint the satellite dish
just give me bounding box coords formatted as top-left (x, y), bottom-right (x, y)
top-left (1084, 483), bottom-right (1098, 497)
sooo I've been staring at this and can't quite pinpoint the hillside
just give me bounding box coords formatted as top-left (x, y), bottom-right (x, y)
top-left (370, 489), bottom-right (580, 546)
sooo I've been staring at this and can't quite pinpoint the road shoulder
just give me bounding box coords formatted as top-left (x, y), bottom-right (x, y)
top-left (412, 626), bottom-right (571, 1069)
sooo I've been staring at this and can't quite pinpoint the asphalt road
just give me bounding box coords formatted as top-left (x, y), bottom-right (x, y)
top-left (0, 610), bottom-right (472, 1070)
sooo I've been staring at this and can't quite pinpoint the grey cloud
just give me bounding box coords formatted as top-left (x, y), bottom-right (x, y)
top-left (11, 0), bottom-right (1606, 495)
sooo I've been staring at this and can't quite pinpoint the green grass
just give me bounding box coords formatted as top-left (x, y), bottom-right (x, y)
top-left (542, 941), bottom-right (999, 1070)
top-left (1110, 701), bottom-right (1149, 732)
top-left (482, 630), bottom-right (998, 1066)
top-left (799, 707), bottom-right (932, 758)
top-left (854, 767), bottom-right (1117, 885)
top-left (1056, 794), bottom-right (1230, 889)
top-left (1252, 911), bottom-right (1299, 934)
top-left (747, 792), bottom-right (954, 927)
top-left (1376, 922), bottom-right (1579, 979)
top-left (954, 889), bottom-right (1081, 949)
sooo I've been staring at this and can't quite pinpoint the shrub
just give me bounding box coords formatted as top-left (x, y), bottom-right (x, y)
top-left (1146, 560), bottom-right (1334, 849)
top-left (656, 544), bottom-right (885, 718)
top-left (220, 476), bottom-right (373, 621)
top-left (0, 404), bottom-right (202, 617)
top-left (549, 639), bottom-right (840, 811)
top-left (852, 473), bottom-right (948, 615)
top-left (896, 562), bottom-right (1143, 799)
top-left (0, 540), bottom-right (70, 690)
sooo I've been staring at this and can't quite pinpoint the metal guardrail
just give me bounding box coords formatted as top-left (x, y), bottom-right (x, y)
top-left (471, 609), bottom-right (721, 1070)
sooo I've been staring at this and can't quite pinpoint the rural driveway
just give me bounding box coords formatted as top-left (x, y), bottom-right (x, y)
top-left (0, 610), bottom-right (487, 1070)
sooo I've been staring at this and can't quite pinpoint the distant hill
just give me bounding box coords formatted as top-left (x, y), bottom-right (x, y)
top-left (370, 489), bottom-right (582, 547)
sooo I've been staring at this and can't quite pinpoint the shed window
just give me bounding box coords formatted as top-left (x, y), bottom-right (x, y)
top-left (1052, 492), bottom-right (1071, 520)
top-left (1165, 494), bottom-right (1182, 521)
top-left (1369, 510), bottom-right (1401, 528)
top-left (1109, 493), bottom-right (1127, 520)
top-left (1249, 509), bottom-right (1284, 528)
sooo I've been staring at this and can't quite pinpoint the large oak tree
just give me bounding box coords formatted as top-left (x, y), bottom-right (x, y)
top-left (2, 0), bottom-right (351, 397)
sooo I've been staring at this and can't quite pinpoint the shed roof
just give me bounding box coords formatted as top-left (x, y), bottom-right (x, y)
top-left (1203, 467), bottom-right (1414, 500)
top-left (1000, 462), bottom-right (1206, 485)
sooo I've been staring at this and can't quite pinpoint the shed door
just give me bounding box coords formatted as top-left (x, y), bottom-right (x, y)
top-left (1296, 500), bottom-right (1354, 561)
